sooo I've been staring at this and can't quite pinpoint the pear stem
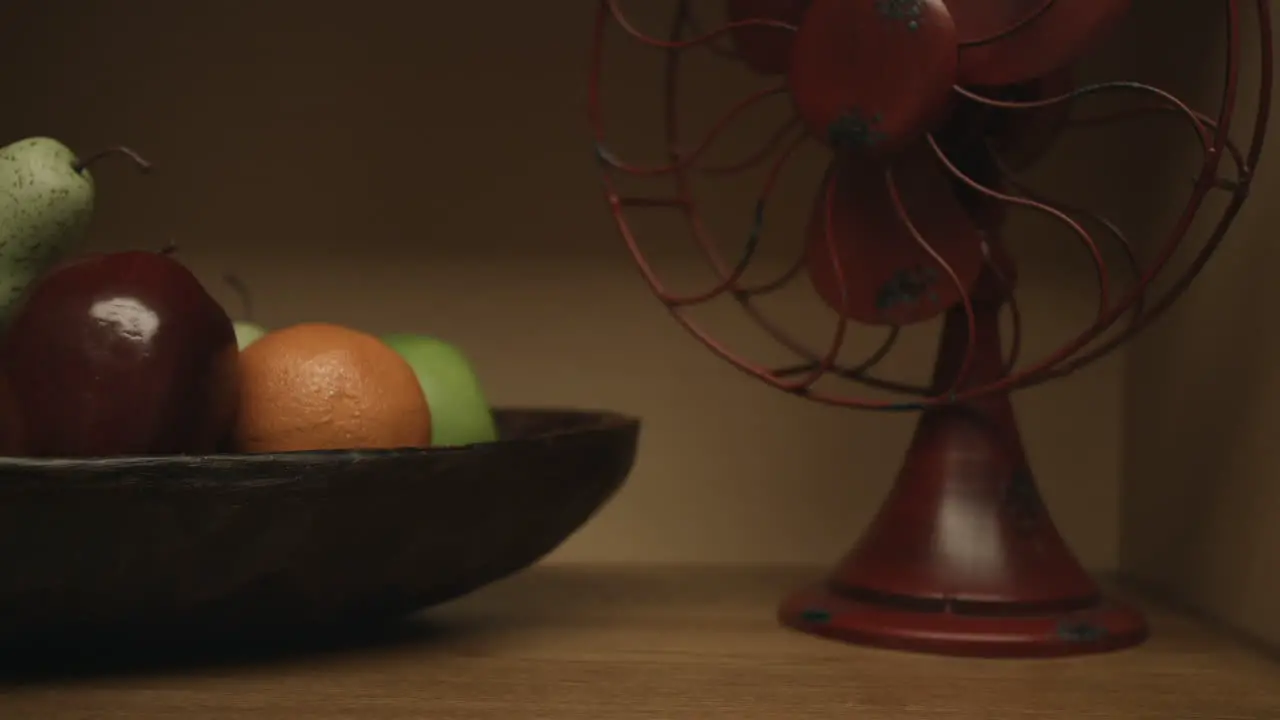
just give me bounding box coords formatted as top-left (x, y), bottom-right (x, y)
top-left (72, 146), bottom-right (153, 175)
top-left (224, 273), bottom-right (255, 322)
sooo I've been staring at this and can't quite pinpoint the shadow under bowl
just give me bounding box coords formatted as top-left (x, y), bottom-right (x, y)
top-left (0, 408), bottom-right (639, 640)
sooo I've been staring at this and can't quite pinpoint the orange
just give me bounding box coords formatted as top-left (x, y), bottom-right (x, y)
top-left (231, 322), bottom-right (432, 453)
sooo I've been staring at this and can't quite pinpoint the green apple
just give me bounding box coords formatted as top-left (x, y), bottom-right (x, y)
top-left (224, 274), bottom-right (267, 349)
top-left (382, 333), bottom-right (498, 447)
top-left (233, 321), bottom-right (267, 350)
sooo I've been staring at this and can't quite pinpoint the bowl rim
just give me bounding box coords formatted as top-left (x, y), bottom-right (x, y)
top-left (0, 407), bottom-right (640, 471)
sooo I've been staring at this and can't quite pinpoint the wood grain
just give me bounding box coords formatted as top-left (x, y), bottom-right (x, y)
top-left (0, 409), bottom-right (637, 635)
top-left (2, 565), bottom-right (1277, 719)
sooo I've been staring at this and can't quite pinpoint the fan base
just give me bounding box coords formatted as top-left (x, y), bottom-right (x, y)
top-left (779, 582), bottom-right (1148, 658)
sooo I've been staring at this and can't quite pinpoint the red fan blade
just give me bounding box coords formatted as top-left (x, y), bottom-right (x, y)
top-left (986, 68), bottom-right (1075, 170)
top-left (949, 0), bottom-right (1130, 86)
top-left (805, 144), bottom-right (986, 326)
top-left (789, 0), bottom-right (958, 157)
top-left (725, 0), bottom-right (811, 75)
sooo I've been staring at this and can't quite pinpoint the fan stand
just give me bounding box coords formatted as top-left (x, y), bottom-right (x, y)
top-left (778, 261), bottom-right (1149, 658)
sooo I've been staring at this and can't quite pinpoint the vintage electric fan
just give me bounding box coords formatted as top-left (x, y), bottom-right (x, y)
top-left (588, 0), bottom-right (1272, 658)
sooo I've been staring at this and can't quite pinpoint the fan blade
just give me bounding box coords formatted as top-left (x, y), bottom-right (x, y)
top-left (805, 144), bottom-right (986, 326)
top-left (985, 69), bottom-right (1075, 170)
top-left (949, 0), bottom-right (1130, 86)
top-left (789, 0), bottom-right (958, 157)
top-left (725, 0), bottom-right (811, 75)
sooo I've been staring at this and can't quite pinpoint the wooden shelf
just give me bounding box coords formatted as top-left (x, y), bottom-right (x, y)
top-left (4, 565), bottom-right (1278, 719)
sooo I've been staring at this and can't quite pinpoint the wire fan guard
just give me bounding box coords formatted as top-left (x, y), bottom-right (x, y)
top-left (588, 0), bottom-right (1271, 657)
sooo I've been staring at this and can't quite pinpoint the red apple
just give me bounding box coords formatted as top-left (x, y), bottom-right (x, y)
top-left (0, 375), bottom-right (25, 455)
top-left (0, 248), bottom-right (239, 457)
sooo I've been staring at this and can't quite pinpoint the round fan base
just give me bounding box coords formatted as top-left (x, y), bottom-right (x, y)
top-left (779, 583), bottom-right (1148, 658)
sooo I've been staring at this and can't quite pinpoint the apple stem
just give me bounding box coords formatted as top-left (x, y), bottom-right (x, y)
top-left (224, 273), bottom-right (255, 322)
top-left (72, 146), bottom-right (153, 175)
top-left (159, 240), bottom-right (179, 256)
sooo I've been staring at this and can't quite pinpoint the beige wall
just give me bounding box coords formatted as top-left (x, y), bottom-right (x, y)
top-left (8, 0), bottom-right (1245, 586)
top-left (1120, 1), bottom-right (1280, 649)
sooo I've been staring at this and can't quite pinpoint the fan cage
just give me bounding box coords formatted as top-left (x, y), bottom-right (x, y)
top-left (588, 0), bottom-right (1273, 411)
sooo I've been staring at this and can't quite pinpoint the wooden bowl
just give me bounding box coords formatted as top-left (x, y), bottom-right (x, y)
top-left (0, 408), bottom-right (638, 640)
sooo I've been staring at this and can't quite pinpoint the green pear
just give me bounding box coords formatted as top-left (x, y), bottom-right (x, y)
top-left (0, 138), bottom-right (95, 319)
top-left (382, 333), bottom-right (499, 447)
top-left (0, 139), bottom-right (150, 324)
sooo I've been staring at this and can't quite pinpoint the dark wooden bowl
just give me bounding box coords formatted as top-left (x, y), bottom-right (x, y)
top-left (0, 408), bottom-right (638, 640)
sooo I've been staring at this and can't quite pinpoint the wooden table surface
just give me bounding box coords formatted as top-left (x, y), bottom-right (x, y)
top-left (2, 565), bottom-right (1277, 719)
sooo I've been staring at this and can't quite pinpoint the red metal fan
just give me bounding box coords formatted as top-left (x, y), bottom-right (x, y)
top-left (589, 0), bottom-right (1272, 657)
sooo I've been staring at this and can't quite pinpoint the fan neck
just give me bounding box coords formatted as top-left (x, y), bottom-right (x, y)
top-left (928, 267), bottom-right (1010, 404)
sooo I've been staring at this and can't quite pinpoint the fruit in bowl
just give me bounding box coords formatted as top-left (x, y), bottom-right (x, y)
top-left (222, 273), bottom-right (267, 350)
top-left (0, 246), bottom-right (239, 457)
top-left (383, 333), bottom-right (498, 447)
top-left (233, 319), bottom-right (267, 350)
top-left (0, 132), bottom-right (640, 641)
top-left (232, 322), bottom-right (433, 453)
top-left (0, 139), bottom-right (152, 327)
top-left (0, 375), bottom-right (25, 455)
